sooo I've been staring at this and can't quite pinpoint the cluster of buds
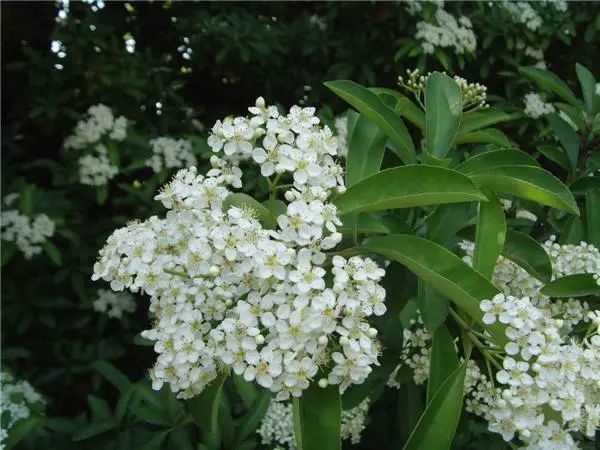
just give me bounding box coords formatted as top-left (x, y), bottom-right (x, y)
top-left (398, 68), bottom-right (488, 111)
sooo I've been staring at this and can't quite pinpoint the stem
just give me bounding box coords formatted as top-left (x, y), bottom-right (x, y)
top-left (449, 308), bottom-right (503, 370)
top-left (292, 397), bottom-right (304, 450)
top-left (164, 268), bottom-right (189, 278)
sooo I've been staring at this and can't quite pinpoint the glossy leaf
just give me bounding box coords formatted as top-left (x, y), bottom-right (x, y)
top-left (458, 109), bottom-right (514, 134)
top-left (586, 189), bottom-right (600, 247)
top-left (334, 165), bottom-right (486, 216)
top-left (188, 373), bottom-right (227, 448)
top-left (418, 281), bottom-right (449, 331)
top-left (324, 80), bottom-right (415, 164)
top-left (236, 391), bottom-right (272, 442)
top-left (473, 192), bottom-right (506, 280)
top-left (42, 240), bottom-right (62, 266)
top-left (468, 165), bottom-right (579, 215)
top-left (547, 113), bottom-right (579, 172)
top-left (403, 362), bottom-right (467, 450)
top-left (503, 230), bottom-right (553, 282)
top-left (456, 149), bottom-right (539, 174)
top-left (339, 213), bottom-right (393, 235)
top-left (346, 114), bottom-right (387, 186)
top-left (519, 66), bottom-right (580, 107)
top-left (561, 216), bottom-right (584, 244)
top-left (537, 145), bottom-right (570, 171)
top-left (427, 325), bottom-right (459, 403)
top-left (425, 72), bottom-right (462, 158)
top-left (395, 97), bottom-right (425, 130)
top-left (575, 63), bottom-right (597, 114)
top-left (540, 274), bottom-right (600, 298)
top-left (293, 382), bottom-right (341, 450)
top-left (92, 360), bottom-right (131, 392)
top-left (360, 235), bottom-right (506, 345)
top-left (454, 128), bottom-right (510, 147)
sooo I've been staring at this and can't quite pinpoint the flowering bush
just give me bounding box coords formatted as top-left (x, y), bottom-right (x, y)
top-left (2, 2), bottom-right (599, 450)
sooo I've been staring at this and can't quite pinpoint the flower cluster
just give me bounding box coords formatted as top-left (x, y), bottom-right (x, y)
top-left (63, 104), bottom-right (127, 186)
top-left (398, 68), bottom-right (488, 111)
top-left (93, 288), bottom-right (136, 319)
top-left (146, 137), bottom-right (197, 173)
top-left (523, 93), bottom-right (555, 119)
top-left (387, 316), bottom-right (432, 387)
top-left (64, 104), bottom-right (127, 150)
top-left (471, 293), bottom-right (600, 449)
top-left (0, 371), bottom-right (45, 448)
top-left (501, 1), bottom-right (543, 31)
top-left (78, 144), bottom-right (119, 186)
top-left (415, 8), bottom-right (477, 55)
top-left (93, 98), bottom-right (387, 400)
top-left (257, 398), bottom-right (370, 448)
top-left (1, 203), bottom-right (55, 259)
top-left (460, 237), bottom-right (599, 330)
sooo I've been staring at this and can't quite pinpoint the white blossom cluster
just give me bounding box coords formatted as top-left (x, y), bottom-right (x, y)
top-left (78, 144), bottom-right (119, 186)
top-left (93, 98), bottom-right (387, 400)
top-left (93, 288), bottom-right (136, 319)
top-left (471, 293), bottom-right (600, 449)
top-left (334, 116), bottom-right (348, 158)
top-left (257, 398), bottom-right (370, 448)
top-left (63, 104), bottom-right (127, 186)
top-left (460, 237), bottom-right (599, 330)
top-left (501, 1), bottom-right (543, 31)
top-left (146, 137), bottom-right (197, 173)
top-left (1, 204), bottom-right (55, 259)
top-left (415, 8), bottom-right (477, 55)
top-left (0, 371), bottom-right (45, 448)
top-left (523, 93), bottom-right (555, 119)
top-left (64, 104), bottom-right (127, 150)
top-left (387, 316), bottom-right (432, 387)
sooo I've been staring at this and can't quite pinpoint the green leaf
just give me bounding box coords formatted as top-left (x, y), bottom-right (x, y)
top-left (426, 203), bottom-right (476, 245)
top-left (454, 128), bottom-right (510, 147)
top-left (333, 165), bottom-right (486, 216)
top-left (575, 63), bottom-right (597, 114)
top-left (19, 185), bottom-right (36, 216)
top-left (555, 103), bottom-right (586, 132)
top-left (586, 189), bottom-right (600, 247)
top-left (425, 72), bottom-right (462, 158)
top-left (233, 375), bottom-right (258, 408)
top-left (561, 216), bottom-right (584, 244)
top-left (395, 97), bottom-right (425, 130)
top-left (92, 360), bottom-right (131, 392)
top-left (324, 80), bottom-right (415, 164)
top-left (236, 391), bottom-right (272, 442)
top-left (403, 362), bottom-right (467, 450)
top-left (345, 114), bottom-right (387, 187)
top-left (261, 199), bottom-right (286, 229)
top-left (540, 274), bottom-right (600, 298)
top-left (458, 109), bottom-right (514, 134)
top-left (293, 383), bottom-right (341, 450)
top-left (473, 192), bottom-right (506, 280)
top-left (338, 213), bottom-right (392, 235)
top-left (4, 416), bottom-right (44, 448)
top-left (519, 66), bottom-right (580, 107)
top-left (468, 165), bottom-right (579, 215)
top-left (42, 240), bottom-right (62, 266)
top-left (547, 113), bottom-right (579, 173)
top-left (427, 325), bottom-right (458, 403)
top-left (456, 149), bottom-right (539, 174)
top-left (418, 281), bottom-right (449, 332)
top-left (187, 373), bottom-right (227, 448)
top-left (537, 145), bottom-right (570, 171)
top-left (96, 184), bottom-right (108, 204)
top-left (72, 418), bottom-right (119, 441)
top-left (502, 230), bottom-right (553, 283)
top-left (360, 235), bottom-right (506, 345)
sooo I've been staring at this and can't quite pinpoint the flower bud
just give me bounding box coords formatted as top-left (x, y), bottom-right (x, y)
top-left (318, 378), bottom-right (329, 388)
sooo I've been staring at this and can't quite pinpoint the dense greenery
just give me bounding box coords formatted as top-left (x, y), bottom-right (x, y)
top-left (1, 1), bottom-right (599, 449)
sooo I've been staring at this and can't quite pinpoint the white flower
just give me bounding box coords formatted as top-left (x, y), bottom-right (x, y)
top-left (93, 99), bottom-right (386, 400)
top-left (93, 288), bottom-right (136, 319)
top-left (146, 137), bottom-right (197, 173)
top-left (523, 92), bottom-right (555, 119)
top-left (415, 8), bottom-right (477, 55)
top-left (1, 206), bottom-right (55, 259)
